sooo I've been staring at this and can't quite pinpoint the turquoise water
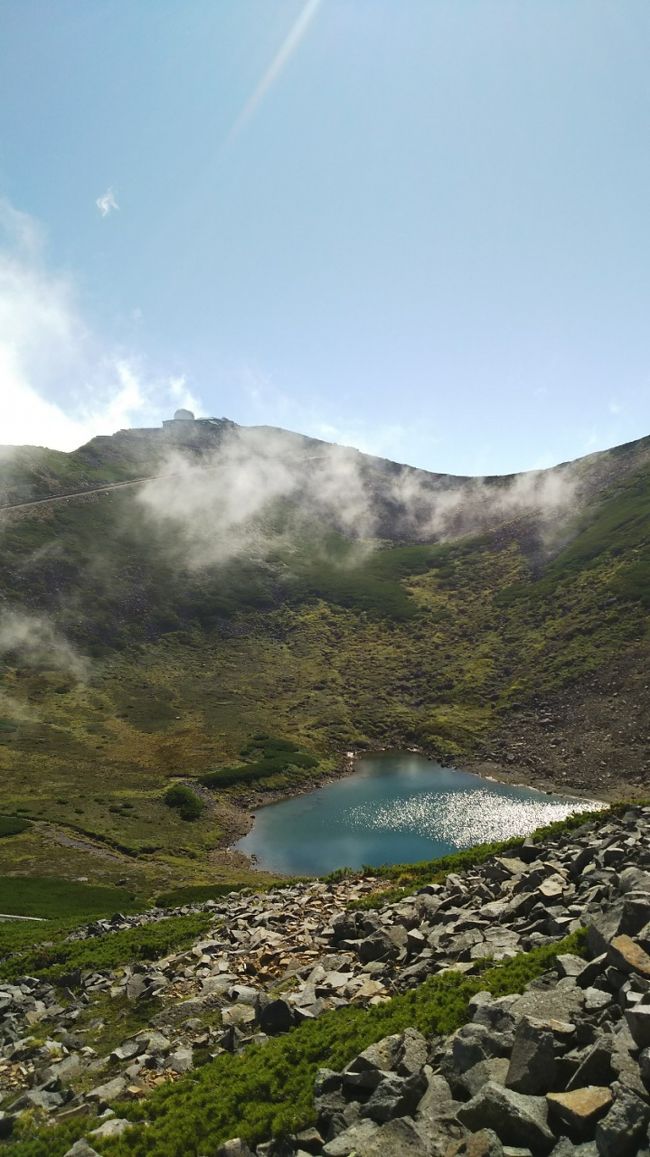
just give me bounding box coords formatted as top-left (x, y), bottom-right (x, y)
top-left (234, 752), bottom-right (602, 876)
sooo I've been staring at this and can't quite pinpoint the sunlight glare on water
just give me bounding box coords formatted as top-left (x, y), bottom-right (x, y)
top-left (347, 788), bottom-right (601, 848)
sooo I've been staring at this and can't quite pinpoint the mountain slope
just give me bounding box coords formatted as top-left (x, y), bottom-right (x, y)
top-left (0, 421), bottom-right (648, 891)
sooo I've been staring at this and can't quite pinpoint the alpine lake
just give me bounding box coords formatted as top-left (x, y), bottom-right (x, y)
top-left (235, 752), bottom-right (603, 876)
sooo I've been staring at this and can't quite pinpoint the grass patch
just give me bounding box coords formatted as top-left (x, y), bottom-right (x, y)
top-left (0, 911), bottom-right (212, 983)
top-left (154, 882), bottom-right (252, 907)
top-left (0, 815), bottom-right (31, 837)
top-left (0, 875), bottom-right (141, 921)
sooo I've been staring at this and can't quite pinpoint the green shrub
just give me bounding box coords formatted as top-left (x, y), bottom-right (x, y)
top-left (164, 786), bottom-right (204, 822)
top-left (0, 814), bottom-right (31, 837)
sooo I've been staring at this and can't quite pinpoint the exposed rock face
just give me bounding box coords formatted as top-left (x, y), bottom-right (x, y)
top-left (2, 805), bottom-right (650, 1156)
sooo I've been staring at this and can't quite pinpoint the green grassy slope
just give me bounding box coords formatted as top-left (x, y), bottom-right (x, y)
top-left (0, 429), bottom-right (648, 888)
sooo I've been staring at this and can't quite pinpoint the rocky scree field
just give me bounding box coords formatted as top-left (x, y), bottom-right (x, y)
top-left (1, 805), bottom-right (650, 1155)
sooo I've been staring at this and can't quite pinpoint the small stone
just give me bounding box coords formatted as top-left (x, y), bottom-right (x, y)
top-left (89, 1118), bottom-right (132, 1139)
top-left (445, 1131), bottom-right (504, 1156)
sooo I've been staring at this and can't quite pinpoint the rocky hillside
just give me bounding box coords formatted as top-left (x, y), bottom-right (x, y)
top-left (2, 805), bottom-right (650, 1154)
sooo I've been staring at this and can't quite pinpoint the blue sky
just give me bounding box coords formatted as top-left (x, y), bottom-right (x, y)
top-left (1, 0), bottom-right (649, 475)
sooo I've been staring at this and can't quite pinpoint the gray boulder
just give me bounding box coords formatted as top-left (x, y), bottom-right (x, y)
top-left (360, 1071), bottom-right (427, 1123)
top-left (506, 1018), bottom-right (557, 1095)
top-left (457, 1081), bottom-right (555, 1154)
top-left (357, 931), bottom-right (398, 963)
top-left (595, 1087), bottom-right (650, 1156)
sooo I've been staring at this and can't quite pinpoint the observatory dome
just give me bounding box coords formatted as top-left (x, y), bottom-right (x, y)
top-left (173, 408), bottom-right (195, 421)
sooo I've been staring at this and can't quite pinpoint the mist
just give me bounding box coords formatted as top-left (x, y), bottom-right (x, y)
top-left (135, 424), bottom-right (580, 571)
top-left (0, 609), bottom-right (89, 679)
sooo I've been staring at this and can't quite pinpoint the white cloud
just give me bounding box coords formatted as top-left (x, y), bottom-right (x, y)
top-left (0, 198), bottom-right (203, 450)
top-left (609, 398), bottom-right (623, 415)
top-left (96, 187), bottom-right (119, 217)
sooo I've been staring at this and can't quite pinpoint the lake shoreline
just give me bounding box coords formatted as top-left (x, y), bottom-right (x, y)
top-left (225, 741), bottom-right (611, 853)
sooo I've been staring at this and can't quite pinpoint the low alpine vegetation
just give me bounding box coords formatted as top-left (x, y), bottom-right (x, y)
top-left (0, 912), bottom-right (211, 983)
top-left (200, 736), bottom-right (319, 790)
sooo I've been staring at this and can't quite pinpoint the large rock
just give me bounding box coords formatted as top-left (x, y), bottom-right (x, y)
top-left (215, 1141), bottom-right (255, 1157)
top-left (415, 1068), bottom-right (463, 1153)
top-left (546, 1087), bottom-right (612, 1140)
top-left (110, 1037), bottom-right (146, 1063)
top-left (624, 1004), bottom-right (650, 1049)
top-left (89, 1118), bottom-right (132, 1139)
top-left (357, 931), bottom-right (398, 963)
top-left (445, 1024), bottom-right (508, 1077)
top-left (607, 934), bottom-right (650, 979)
top-left (85, 1075), bottom-right (127, 1106)
top-left (348, 1116), bottom-right (429, 1157)
top-left (584, 907), bottom-right (625, 958)
top-left (457, 1082), bottom-right (555, 1155)
top-left (594, 1087), bottom-right (650, 1156)
top-left (361, 1071), bottom-right (427, 1123)
top-left (509, 983), bottom-right (584, 1025)
top-left (345, 1035), bottom-right (402, 1075)
top-left (63, 1143), bottom-right (102, 1157)
top-left (221, 1004), bottom-right (256, 1029)
top-left (258, 999), bottom-right (293, 1035)
top-left (322, 1119), bottom-right (379, 1156)
top-left (456, 1058), bottom-right (509, 1100)
top-left (565, 1038), bottom-right (613, 1091)
top-left (618, 867), bottom-right (650, 895)
top-left (506, 1018), bottom-right (558, 1095)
